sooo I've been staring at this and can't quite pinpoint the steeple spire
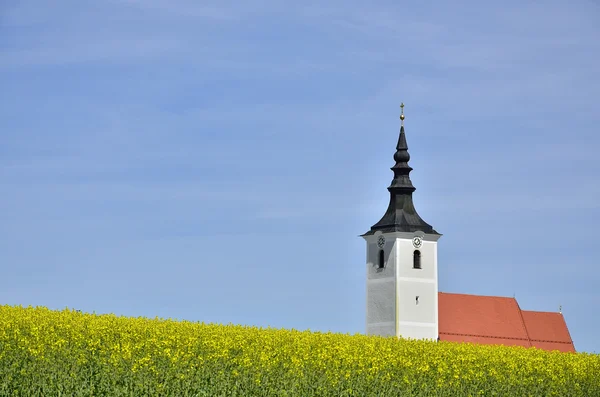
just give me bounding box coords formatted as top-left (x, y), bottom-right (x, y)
top-left (364, 104), bottom-right (439, 235)
top-left (389, 104), bottom-right (415, 194)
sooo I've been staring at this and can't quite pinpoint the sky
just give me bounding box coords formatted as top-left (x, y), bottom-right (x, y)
top-left (1, 0), bottom-right (599, 353)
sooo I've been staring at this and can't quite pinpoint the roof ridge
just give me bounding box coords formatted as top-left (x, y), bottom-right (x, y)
top-left (522, 309), bottom-right (562, 315)
top-left (438, 291), bottom-right (518, 300)
top-left (515, 299), bottom-right (533, 348)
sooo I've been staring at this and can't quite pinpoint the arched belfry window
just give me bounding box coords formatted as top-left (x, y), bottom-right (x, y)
top-left (413, 250), bottom-right (421, 269)
top-left (378, 250), bottom-right (385, 269)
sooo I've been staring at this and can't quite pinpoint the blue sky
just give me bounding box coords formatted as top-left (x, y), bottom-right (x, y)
top-left (1, 0), bottom-right (599, 353)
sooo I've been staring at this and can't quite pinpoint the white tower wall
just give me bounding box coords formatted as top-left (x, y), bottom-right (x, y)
top-left (365, 231), bottom-right (440, 340)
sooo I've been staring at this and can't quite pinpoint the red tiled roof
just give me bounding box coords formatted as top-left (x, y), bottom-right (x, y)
top-left (438, 292), bottom-right (529, 341)
top-left (438, 292), bottom-right (575, 352)
top-left (440, 334), bottom-right (531, 348)
top-left (521, 311), bottom-right (575, 353)
top-left (521, 311), bottom-right (572, 342)
top-left (530, 341), bottom-right (574, 353)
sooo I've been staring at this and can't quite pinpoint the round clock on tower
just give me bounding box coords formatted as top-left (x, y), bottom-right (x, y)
top-left (412, 236), bottom-right (422, 249)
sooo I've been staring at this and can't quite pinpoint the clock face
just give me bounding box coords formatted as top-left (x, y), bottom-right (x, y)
top-left (377, 236), bottom-right (386, 248)
top-left (412, 236), bottom-right (423, 249)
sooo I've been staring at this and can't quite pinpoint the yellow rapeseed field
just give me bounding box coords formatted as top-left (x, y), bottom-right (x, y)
top-left (0, 305), bottom-right (598, 396)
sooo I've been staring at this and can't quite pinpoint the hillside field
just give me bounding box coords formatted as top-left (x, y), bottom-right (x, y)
top-left (0, 305), bottom-right (599, 396)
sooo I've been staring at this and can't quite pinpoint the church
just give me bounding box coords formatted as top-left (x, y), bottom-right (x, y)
top-left (362, 105), bottom-right (575, 353)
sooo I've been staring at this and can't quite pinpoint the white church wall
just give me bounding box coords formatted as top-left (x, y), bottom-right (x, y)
top-left (364, 232), bottom-right (440, 340)
top-left (397, 280), bottom-right (437, 324)
top-left (396, 323), bottom-right (438, 340)
top-left (396, 239), bottom-right (437, 280)
top-left (366, 240), bottom-right (395, 279)
top-left (395, 236), bottom-right (439, 340)
top-left (365, 237), bottom-right (396, 336)
top-left (366, 279), bottom-right (395, 336)
top-left (367, 323), bottom-right (396, 336)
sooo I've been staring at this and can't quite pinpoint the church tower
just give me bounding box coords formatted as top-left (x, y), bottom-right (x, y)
top-left (362, 104), bottom-right (441, 340)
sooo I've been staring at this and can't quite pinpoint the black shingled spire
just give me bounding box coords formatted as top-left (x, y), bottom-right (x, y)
top-left (363, 105), bottom-right (439, 235)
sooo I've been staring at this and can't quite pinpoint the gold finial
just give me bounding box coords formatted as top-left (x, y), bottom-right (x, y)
top-left (400, 103), bottom-right (405, 126)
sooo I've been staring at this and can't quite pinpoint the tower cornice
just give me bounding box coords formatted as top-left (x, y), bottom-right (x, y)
top-left (362, 230), bottom-right (442, 242)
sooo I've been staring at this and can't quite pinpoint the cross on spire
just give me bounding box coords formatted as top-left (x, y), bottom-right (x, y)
top-left (400, 103), bottom-right (405, 126)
